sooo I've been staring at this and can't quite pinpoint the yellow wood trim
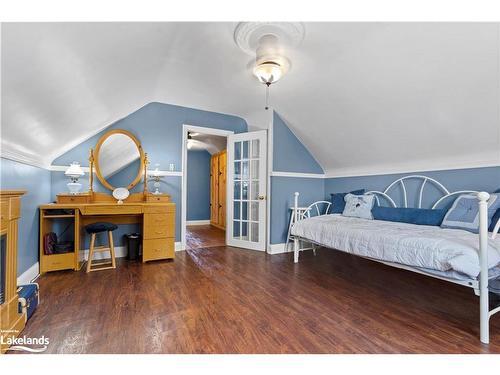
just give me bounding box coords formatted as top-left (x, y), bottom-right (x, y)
top-left (0, 190), bottom-right (27, 197)
top-left (0, 191), bottom-right (26, 353)
top-left (89, 148), bottom-right (94, 194)
top-left (93, 129), bottom-right (145, 192)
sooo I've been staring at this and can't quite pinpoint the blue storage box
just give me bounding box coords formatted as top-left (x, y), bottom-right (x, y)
top-left (18, 283), bottom-right (39, 322)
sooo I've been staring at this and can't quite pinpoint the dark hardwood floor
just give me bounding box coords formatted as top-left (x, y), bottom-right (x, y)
top-left (14, 246), bottom-right (500, 354)
top-left (186, 225), bottom-right (225, 250)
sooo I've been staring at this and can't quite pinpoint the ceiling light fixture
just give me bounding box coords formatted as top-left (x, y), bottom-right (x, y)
top-left (253, 59), bottom-right (288, 110)
top-left (234, 23), bottom-right (304, 111)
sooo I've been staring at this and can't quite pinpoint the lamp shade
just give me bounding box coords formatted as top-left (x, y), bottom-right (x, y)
top-left (151, 166), bottom-right (161, 177)
top-left (65, 162), bottom-right (84, 178)
top-left (253, 61), bottom-right (283, 84)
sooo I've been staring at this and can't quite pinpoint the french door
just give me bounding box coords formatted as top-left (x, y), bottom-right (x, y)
top-left (226, 130), bottom-right (267, 251)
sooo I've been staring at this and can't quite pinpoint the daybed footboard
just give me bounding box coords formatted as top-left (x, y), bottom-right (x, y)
top-left (291, 188), bottom-right (498, 344)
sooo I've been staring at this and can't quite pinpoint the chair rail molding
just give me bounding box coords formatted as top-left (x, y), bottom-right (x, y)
top-left (270, 171), bottom-right (325, 179)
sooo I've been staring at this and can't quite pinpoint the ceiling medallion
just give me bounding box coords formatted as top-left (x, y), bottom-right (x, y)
top-left (234, 22), bottom-right (305, 56)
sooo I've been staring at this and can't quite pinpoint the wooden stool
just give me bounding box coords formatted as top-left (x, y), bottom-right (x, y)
top-left (85, 222), bottom-right (118, 273)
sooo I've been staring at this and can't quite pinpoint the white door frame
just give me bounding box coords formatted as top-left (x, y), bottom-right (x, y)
top-left (226, 130), bottom-right (268, 251)
top-left (181, 124), bottom-right (234, 251)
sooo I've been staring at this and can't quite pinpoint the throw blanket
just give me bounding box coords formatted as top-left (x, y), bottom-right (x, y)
top-left (291, 215), bottom-right (500, 278)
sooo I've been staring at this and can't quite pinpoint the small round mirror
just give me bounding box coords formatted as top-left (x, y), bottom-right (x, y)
top-left (94, 130), bottom-right (144, 191)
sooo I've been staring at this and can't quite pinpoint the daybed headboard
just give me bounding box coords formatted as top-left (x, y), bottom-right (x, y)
top-left (365, 175), bottom-right (478, 209)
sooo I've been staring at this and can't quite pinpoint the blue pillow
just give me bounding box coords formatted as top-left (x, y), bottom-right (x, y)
top-left (490, 188), bottom-right (500, 232)
top-left (491, 208), bottom-right (500, 232)
top-left (330, 189), bottom-right (365, 214)
top-left (372, 206), bottom-right (447, 226)
top-left (441, 193), bottom-right (500, 234)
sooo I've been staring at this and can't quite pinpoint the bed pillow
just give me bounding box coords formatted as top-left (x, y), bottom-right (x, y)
top-left (342, 193), bottom-right (375, 220)
top-left (441, 193), bottom-right (500, 234)
top-left (491, 189), bottom-right (500, 232)
top-left (372, 206), bottom-right (447, 226)
top-left (491, 209), bottom-right (500, 233)
top-left (330, 189), bottom-right (365, 214)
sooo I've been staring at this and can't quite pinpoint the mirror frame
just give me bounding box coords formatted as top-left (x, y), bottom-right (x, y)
top-left (93, 129), bottom-right (145, 191)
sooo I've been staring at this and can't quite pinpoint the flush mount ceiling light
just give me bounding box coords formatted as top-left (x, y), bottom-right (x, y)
top-left (235, 22), bottom-right (304, 110)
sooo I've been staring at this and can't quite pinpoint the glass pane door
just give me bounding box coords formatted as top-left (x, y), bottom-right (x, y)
top-left (227, 131), bottom-right (267, 251)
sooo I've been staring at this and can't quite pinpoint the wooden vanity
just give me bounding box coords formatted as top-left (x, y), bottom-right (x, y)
top-left (39, 129), bottom-right (176, 274)
top-left (40, 198), bottom-right (175, 273)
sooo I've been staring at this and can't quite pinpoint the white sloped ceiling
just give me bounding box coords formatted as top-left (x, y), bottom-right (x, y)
top-left (2, 22), bottom-right (499, 175)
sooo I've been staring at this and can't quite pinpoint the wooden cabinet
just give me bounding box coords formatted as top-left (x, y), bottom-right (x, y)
top-left (39, 201), bottom-right (176, 270)
top-left (210, 150), bottom-right (226, 230)
top-left (142, 203), bottom-right (175, 262)
top-left (39, 208), bottom-right (80, 274)
top-left (1, 191), bottom-right (26, 354)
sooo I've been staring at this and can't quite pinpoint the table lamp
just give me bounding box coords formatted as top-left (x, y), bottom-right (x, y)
top-left (65, 162), bottom-right (85, 194)
top-left (151, 164), bottom-right (162, 195)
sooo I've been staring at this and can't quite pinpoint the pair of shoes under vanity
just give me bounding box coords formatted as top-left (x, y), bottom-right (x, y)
top-left (39, 129), bottom-right (176, 274)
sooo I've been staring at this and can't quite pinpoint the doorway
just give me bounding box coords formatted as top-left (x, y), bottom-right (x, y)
top-left (181, 125), bottom-right (233, 250)
top-left (182, 126), bottom-right (268, 252)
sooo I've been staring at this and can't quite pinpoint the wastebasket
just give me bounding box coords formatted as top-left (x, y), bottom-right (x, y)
top-left (125, 233), bottom-right (141, 261)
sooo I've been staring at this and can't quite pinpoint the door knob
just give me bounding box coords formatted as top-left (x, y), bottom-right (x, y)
top-left (258, 195), bottom-right (266, 200)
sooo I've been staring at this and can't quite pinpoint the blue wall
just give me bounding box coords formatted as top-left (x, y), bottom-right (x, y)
top-left (0, 158), bottom-right (51, 275)
top-left (324, 166), bottom-right (500, 209)
top-left (269, 110), bottom-right (500, 244)
top-left (51, 102), bottom-right (247, 242)
top-left (187, 150), bottom-right (211, 221)
top-left (270, 177), bottom-right (325, 244)
top-left (270, 111), bottom-right (325, 244)
top-left (273, 112), bottom-right (323, 174)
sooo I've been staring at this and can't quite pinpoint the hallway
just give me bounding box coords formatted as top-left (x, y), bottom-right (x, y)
top-left (186, 224), bottom-right (225, 250)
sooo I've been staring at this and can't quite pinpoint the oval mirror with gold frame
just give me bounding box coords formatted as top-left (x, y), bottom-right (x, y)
top-left (94, 129), bottom-right (145, 191)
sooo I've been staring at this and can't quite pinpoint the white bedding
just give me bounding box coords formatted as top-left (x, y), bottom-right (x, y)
top-left (290, 214), bottom-right (500, 278)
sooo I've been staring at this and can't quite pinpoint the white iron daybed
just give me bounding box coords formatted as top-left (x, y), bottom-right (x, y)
top-left (290, 175), bottom-right (500, 344)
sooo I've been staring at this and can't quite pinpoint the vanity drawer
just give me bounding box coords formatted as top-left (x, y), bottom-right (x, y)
top-left (143, 204), bottom-right (175, 214)
top-left (57, 193), bottom-right (90, 204)
top-left (143, 214), bottom-right (174, 238)
top-left (143, 238), bottom-right (174, 262)
top-left (83, 205), bottom-right (142, 215)
top-left (42, 253), bottom-right (75, 272)
top-left (146, 194), bottom-right (170, 203)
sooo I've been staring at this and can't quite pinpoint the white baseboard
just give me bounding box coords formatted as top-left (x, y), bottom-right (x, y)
top-left (267, 243), bottom-right (290, 254)
top-left (175, 241), bottom-right (183, 251)
top-left (78, 246), bottom-right (127, 262)
top-left (17, 262), bottom-right (40, 285)
top-left (186, 220), bottom-right (210, 226)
